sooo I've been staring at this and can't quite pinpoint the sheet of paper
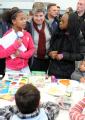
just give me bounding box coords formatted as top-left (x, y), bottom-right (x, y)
top-left (0, 73), bottom-right (29, 101)
top-left (0, 30), bottom-right (27, 52)
top-left (0, 30), bottom-right (17, 48)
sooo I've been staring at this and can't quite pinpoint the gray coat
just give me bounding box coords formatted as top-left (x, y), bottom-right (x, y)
top-left (71, 68), bottom-right (85, 81)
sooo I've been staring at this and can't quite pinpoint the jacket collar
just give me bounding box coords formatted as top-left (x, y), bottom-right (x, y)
top-left (14, 107), bottom-right (40, 119)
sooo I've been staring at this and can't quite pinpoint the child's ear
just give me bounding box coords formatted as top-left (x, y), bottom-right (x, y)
top-left (12, 19), bottom-right (16, 25)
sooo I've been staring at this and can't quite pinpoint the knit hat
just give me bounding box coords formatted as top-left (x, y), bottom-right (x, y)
top-left (32, 2), bottom-right (45, 14)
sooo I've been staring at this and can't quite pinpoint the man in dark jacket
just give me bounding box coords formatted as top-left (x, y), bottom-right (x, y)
top-left (75, 0), bottom-right (85, 40)
top-left (45, 3), bottom-right (59, 34)
top-left (75, 0), bottom-right (85, 52)
top-left (75, 0), bottom-right (85, 69)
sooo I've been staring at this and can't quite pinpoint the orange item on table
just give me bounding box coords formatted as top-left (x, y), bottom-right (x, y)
top-left (59, 79), bottom-right (70, 86)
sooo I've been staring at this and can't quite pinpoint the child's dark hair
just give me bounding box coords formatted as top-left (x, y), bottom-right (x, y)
top-left (2, 7), bottom-right (22, 25)
top-left (15, 84), bottom-right (40, 114)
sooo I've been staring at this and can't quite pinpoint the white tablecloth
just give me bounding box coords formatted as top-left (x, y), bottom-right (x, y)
top-left (0, 80), bottom-right (85, 120)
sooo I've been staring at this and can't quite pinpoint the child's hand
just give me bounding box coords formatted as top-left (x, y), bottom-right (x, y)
top-left (14, 39), bottom-right (22, 47)
top-left (56, 97), bottom-right (65, 109)
top-left (14, 50), bottom-right (21, 57)
top-left (17, 38), bottom-right (22, 46)
top-left (80, 77), bottom-right (85, 83)
top-left (49, 51), bottom-right (58, 59)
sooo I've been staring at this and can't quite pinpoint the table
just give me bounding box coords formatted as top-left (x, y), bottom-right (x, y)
top-left (0, 76), bottom-right (85, 120)
top-left (0, 90), bottom-right (84, 120)
top-left (40, 80), bottom-right (85, 120)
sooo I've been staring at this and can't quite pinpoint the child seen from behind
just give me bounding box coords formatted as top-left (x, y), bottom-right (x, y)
top-left (0, 84), bottom-right (60, 120)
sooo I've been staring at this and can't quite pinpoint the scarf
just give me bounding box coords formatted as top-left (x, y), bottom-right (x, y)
top-left (33, 20), bottom-right (46, 59)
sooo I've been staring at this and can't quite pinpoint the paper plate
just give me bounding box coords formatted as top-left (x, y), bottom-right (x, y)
top-left (58, 79), bottom-right (79, 88)
top-left (44, 83), bottom-right (66, 96)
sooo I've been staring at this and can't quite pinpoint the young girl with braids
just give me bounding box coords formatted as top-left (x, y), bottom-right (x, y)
top-left (0, 8), bottom-right (35, 74)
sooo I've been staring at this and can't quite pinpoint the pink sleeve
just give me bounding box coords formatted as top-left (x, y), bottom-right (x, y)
top-left (18, 33), bottom-right (35, 59)
top-left (69, 98), bottom-right (85, 120)
top-left (0, 40), bottom-right (20, 58)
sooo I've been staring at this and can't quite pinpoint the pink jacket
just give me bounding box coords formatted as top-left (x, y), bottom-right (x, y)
top-left (0, 29), bottom-right (35, 70)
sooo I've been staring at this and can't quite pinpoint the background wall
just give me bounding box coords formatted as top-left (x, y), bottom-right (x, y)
top-left (35, 0), bottom-right (79, 10)
top-left (0, 0), bottom-right (79, 14)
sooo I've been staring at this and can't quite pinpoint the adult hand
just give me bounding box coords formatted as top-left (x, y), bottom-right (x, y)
top-left (49, 51), bottom-right (58, 59)
top-left (56, 54), bottom-right (63, 60)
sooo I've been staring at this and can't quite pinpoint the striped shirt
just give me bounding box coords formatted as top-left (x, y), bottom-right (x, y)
top-left (69, 98), bottom-right (85, 120)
